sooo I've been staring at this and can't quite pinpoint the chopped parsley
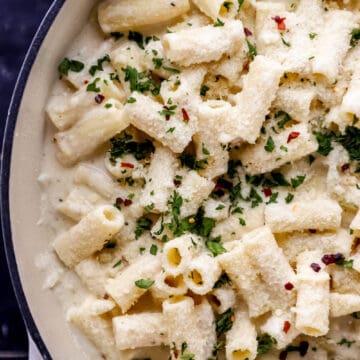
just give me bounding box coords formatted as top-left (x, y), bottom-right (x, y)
top-left (238, 0), bottom-right (244, 11)
top-left (202, 143), bottom-right (210, 155)
top-left (309, 32), bottom-right (317, 40)
top-left (223, 1), bottom-right (232, 11)
top-left (112, 259), bottom-right (122, 268)
top-left (337, 338), bottom-right (355, 348)
top-left (89, 54), bottom-right (110, 76)
top-left (206, 237), bottom-right (226, 257)
top-left (110, 32), bottom-right (124, 40)
top-left (86, 77), bottom-right (101, 92)
top-left (127, 97), bottom-right (137, 103)
top-left (159, 105), bottom-right (177, 118)
top-left (200, 84), bottom-right (210, 96)
top-left (227, 160), bottom-right (241, 179)
top-left (58, 58), bottom-right (84, 76)
top-left (135, 216), bottom-right (153, 239)
top-left (214, 18), bottom-right (225, 27)
top-left (257, 334), bottom-right (277, 355)
top-left (337, 126), bottom-right (360, 161)
top-left (179, 153), bottom-right (208, 170)
top-left (152, 57), bottom-right (163, 69)
top-left (134, 279), bottom-right (154, 289)
top-left (162, 66), bottom-right (181, 74)
top-left (275, 110), bottom-right (292, 128)
top-left (239, 218), bottom-right (246, 226)
top-left (109, 132), bottom-right (155, 163)
top-left (246, 40), bottom-right (257, 60)
top-left (350, 29), bottom-right (360, 47)
top-left (336, 258), bottom-right (354, 268)
top-left (266, 192), bottom-right (279, 204)
top-left (128, 31), bottom-right (145, 49)
top-left (313, 131), bottom-right (333, 156)
top-left (264, 136), bottom-right (275, 152)
top-left (290, 175), bottom-right (306, 188)
top-left (214, 273), bottom-right (232, 288)
top-left (150, 244), bottom-right (158, 255)
top-left (216, 308), bottom-right (234, 336)
top-left (122, 66), bottom-right (160, 95)
top-left (285, 193), bottom-right (294, 204)
top-left (216, 204), bottom-right (225, 210)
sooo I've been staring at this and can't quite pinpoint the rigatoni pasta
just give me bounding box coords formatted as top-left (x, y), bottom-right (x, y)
top-left (44, 0), bottom-right (360, 358)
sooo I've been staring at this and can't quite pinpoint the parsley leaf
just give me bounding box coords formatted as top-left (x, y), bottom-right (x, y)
top-left (200, 84), bottom-right (210, 96)
top-left (350, 29), bottom-right (360, 47)
top-left (313, 131), bottom-right (333, 156)
top-left (337, 126), bottom-right (360, 161)
top-left (216, 308), bottom-right (234, 336)
top-left (135, 216), bottom-right (153, 239)
top-left (179, 153), bottom-right (208, 170)
top-left (86, 77), bottom-right (101, 92)
top-left (110, 32), bottom-right (124, 40)
top-left (238, 0), bottom-right (245, 11)
top-left (214, 273), bottom-right (232, 288)
top-left (290, 175), bottom-right (306, 189)
top-left (128, 31), bottom-right (144, 49)
top-left (58, 58), bottom-right (84, 76)
top-left (122, 66), bottom-right (160, 95)
top-left (285, 193), bottom-right (294, 204)
top-left (257, 334), bottom-right (277, 355)
top-left (109, 132), bottom-right (155, 163)
top-left (337, 338), bottom-right (355, 348)
top-left (134, 279), bottom-right (154, 289)
top-left (264, 136), bottom-right (275, 152)
top-left (275, 110), bottom-right (292, 128)
top-left (246, 39), bottom-right (257, 60)
top-left (89, 54), bottom-right (110, 76)
top-left (152, 57), bottom-right (163, 69)
top-left (206, 237), bottom-right (226, 257)
top-left (214, 18), bottom-right (225, 27)
top-left (150, 244), bottom-right (158, 255)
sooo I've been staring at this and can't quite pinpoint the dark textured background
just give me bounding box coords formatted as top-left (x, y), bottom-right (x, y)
top-left (0, 0), bottom-right (53, 356)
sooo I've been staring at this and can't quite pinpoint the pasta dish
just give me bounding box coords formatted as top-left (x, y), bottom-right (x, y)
top-left (39, 0), bottom-right (360, 359)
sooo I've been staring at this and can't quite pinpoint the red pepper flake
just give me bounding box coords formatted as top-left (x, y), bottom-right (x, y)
top-left (287, 131), bottom-right (300, 143)
top-left (174, 179), bottom-right (181, 187)
top-left (84, 80), bottom-right (89, 84)
top-left (310, 263), bottom-right (321, 272)
top-left (181, 108), bottom-right (190, 122)
top-left (95, 94), bottom-right (105, 104)
top-left (272, 16), bottom-right (286, 31)
top-left (284, 282), bottom-right (294, 290)
top-left (341, 163), bottom-right (350, 172)
top-left (163, 106), bottom-right (171, 121)
top-left (283, 321), bottom-right (291, 334)
top-left (244, 27), bottom-right (253, 37)
top-left (263, 187), bottom-right (272, 197)
top-left (322, 253), bottom-right (344, 265)
top-left (120, 162), bottom-right (135, 169)
top-left (115, 197), bottom-right (124, 207)
top-left (124, 199), bottom-right (132, 206)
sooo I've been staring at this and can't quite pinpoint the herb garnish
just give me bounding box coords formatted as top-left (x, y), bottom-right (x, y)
top-left (109, 132), bottom-right (155, 163)
top-left (89, 54), bottom-right (110, 76)
top-left (58, 58), bottom-right (84, 76)
top-left (216, 308), bottom-right (234, 336)
top-left (134, 279), bottom-right (154, 289)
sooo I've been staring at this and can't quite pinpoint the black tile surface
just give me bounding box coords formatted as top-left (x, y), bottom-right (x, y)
top-left (0, 0), bottom-right (53, 356)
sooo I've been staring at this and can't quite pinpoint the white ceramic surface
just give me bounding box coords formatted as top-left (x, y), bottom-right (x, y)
top-left (5, 1), bottom-right (101, 358)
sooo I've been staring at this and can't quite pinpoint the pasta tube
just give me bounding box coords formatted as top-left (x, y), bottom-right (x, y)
top-left (53, 205), bottom-right (124, 268)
